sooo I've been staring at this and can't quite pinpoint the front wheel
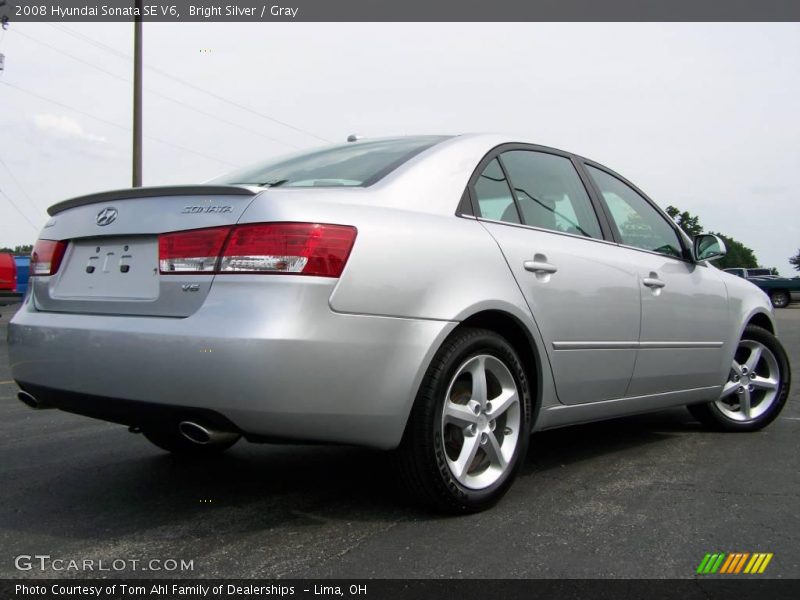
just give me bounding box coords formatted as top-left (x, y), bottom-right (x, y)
top-left (770, 290), bottom-right (790, 309)
top-left (397, 327), bottom-right (533, 513)
top-left (688, 325), bottom-right (790, 431)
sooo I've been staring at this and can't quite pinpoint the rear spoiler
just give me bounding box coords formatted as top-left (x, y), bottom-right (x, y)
top-left (47, 185), bottom-right (259, 216)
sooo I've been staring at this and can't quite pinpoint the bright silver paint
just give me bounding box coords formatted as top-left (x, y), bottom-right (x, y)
top-left (7, 134), bottom-right (778, 450)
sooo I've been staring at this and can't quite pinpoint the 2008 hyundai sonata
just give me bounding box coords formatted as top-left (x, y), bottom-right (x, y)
top-left (8, 134), bottom-right (791, 512)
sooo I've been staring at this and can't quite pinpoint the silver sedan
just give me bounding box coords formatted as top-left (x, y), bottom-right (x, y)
top-left (8, 134), bottom-right (791, 512)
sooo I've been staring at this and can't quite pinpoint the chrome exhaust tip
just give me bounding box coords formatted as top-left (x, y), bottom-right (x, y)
top-left (18, 391), bottom-right (46, 409)
top-left (178, 421), bottom-right (238, 445)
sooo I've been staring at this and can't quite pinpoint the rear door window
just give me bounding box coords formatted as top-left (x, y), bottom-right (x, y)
top-left (499, 151), bottom-right (603, 239)
top-left (473, 159), bottom-right (520, 223)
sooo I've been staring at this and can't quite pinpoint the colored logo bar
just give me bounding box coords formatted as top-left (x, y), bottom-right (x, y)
top-left (696, 552), bottom-right (773, 574)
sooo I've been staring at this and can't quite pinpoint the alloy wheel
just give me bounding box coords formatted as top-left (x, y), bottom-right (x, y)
top-left (441, 354), bottom-right (521, 490)
top-left (715, 339), bottom-right (781, 422)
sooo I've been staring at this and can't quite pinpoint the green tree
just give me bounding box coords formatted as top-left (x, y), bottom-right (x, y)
top-left (790, 249), bottom-right (800, 273)
top-left (710, 232), bottom-right (759, 269)
top-left (665, 206), bottom-right (760, 268)
top-left (665, 205), bottom-right (703, 237)
top-left (0, 244), bottom-right (33, 255)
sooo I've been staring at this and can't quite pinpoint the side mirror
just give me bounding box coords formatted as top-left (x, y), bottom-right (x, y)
top-left (694, 234), bottom-right (727, 262)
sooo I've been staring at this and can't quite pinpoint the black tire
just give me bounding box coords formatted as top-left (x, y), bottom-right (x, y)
top-left (142, 426), bottom-right (240, 456)
top-left (397, 327), bottom-right (533, 514)
top-left (770, 290), bottom-right (790, 309)
top-left (688, 325), bottom-right (791, 431)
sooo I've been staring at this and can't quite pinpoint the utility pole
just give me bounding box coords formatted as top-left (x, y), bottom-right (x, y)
top-left (0, 1), bottom-right (9, 32)
top-left (1, 1), bottom-right (10, 71)
top-left (132, 0), bottom-right (143, 187)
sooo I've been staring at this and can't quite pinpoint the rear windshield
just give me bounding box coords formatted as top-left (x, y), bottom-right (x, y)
top-left (210, 136), bottom-right (449, 188)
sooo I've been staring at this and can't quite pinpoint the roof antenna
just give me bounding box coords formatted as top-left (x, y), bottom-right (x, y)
top-left (346, 134), bottom-right (362, 143)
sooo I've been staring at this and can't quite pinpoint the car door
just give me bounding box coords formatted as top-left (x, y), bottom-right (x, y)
top-left (583, 163), bottom-right (729, 397)
top-left (470, 148), bottom-right (642, 405)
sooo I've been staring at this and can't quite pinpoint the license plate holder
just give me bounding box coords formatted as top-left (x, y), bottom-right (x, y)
top-left (52, 237), bottom-right (159, 299)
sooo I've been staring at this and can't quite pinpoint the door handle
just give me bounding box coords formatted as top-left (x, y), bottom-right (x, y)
top-left (524, 260), bottom-right (558, 274)
top-left (642, 277), bottom-right (666, 289)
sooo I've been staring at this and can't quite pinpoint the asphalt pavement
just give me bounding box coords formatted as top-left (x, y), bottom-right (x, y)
top-left (1, 303), bottom-right (798, 579)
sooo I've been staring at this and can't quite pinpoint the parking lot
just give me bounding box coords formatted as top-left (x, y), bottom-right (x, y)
top-left (1, 301), bottom-right (798, 579)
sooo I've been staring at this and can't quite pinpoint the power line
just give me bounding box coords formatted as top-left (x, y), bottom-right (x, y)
top-left (13, 28), bottom-right (301, 150)
top-left (48, 24), bottom-right (333, 145)
top-left (145, 65), bottom-right (333, 144)
top-left (0, 186), bottom-right (40, 232)
top-left (2, 79), bottom-right (136, 131)
top-left (48, 23), bottom-right (130, 60)
top-left (0, 153), bottom-right (48, 214)
top-left (0, 80), bottom-right (238, 167)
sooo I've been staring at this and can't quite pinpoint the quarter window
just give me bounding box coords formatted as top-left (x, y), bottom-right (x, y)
top-left (499, 151), bottom-right (603, 239)
top-left (474, 159), bottom-right (520, 224)
top-left (586, 165), bottom-right (683, 258)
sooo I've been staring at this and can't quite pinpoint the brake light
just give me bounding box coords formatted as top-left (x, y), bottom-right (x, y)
top-left (30, 239), bottom-right (68, 276)
top-left (158, 223), bottom-right (357, 277)
top-left (159, 226), bottom-right (230, 274)
top-left (220, 223), bottom-right (357, 277)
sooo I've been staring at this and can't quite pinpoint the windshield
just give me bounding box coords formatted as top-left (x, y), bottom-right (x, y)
top-left (209, 136), bottom-right (450, 188)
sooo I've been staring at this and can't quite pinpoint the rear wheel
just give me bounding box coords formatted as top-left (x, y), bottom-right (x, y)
top-left (142, 425), bottom-right (240, 456)
top-left (770, 290), bottom-right (790, 309)
top-left (397, 327), bottom-right (532, 513)
top-left (688, 325), bottom-right (790, 431)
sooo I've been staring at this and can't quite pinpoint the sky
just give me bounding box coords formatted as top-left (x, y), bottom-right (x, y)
top-left (0, 22), bottom-right (798, 273)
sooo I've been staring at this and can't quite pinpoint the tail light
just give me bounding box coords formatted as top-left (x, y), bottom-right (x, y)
top-left (159, 223), bottom-right (357, 277)
top-left (159, 227), bottom-right (230, 274)
top-left (30, 239), bottom-right (68, 276)
top-left (220, 223), bottom-right (357, 276)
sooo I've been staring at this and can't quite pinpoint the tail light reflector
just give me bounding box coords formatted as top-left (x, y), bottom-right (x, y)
top-left (158, 223), bottom-right (357, 277)
top-left (30, 239), bottom-right (68, 276)
top-left (220, 223), bottom-right (357, 277)
top-left (159, 226), bottom-right (230, 274)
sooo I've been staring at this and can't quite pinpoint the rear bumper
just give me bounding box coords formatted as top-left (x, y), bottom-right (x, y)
top-left (14, 383), bottom-right (244, 432)
top-left (8, 277), bottom-right (455, 449)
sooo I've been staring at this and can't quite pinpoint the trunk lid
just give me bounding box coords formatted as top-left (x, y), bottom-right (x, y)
top-left (33, 185), bottom-right (260, 317)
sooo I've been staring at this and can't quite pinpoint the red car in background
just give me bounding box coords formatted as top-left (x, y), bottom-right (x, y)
top-left (0, 253), bottom-right (18, 297)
